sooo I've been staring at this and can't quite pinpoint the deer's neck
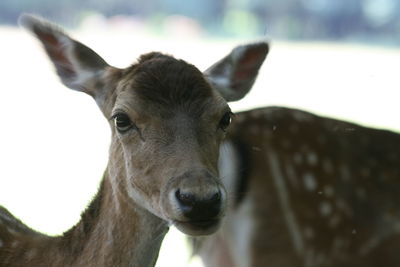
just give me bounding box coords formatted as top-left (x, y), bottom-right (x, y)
top-left (58, 170), bottom-right (169, 267)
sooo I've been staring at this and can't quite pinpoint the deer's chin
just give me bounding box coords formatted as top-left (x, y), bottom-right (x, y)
top-left (173, 219), bottom-right (221, 236)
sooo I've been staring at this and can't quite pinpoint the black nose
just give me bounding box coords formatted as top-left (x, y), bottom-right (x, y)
top-left (175, 189), bottom-right (222, 221)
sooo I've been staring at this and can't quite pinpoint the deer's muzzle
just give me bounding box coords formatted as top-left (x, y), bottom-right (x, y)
top-left (162, 169), bottom-right (227, 236)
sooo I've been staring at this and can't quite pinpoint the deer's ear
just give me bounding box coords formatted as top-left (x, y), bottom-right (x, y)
top-left (205, 42), bottom-right (269, 102)
top-left (19, 14), bottom-right (109, 99)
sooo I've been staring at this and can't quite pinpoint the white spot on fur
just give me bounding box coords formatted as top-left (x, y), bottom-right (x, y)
top-left (304, 227), bottom-right (314, 239)
top-left (303, 173), bottom-right (317, 191)
top-left (319, 201), bottom-right (332, 217)
top-left (307, 152), bottom-right (318, 166)
top-left (339, 164), bottom-right (351, 181)
top-left (323, 185), bottom-right (335, 197)
top-left (11, 240), bottom-right (18, 248)
top-left (7, 227), bottom-right (17, 235)
top-left (25, 249), bottom-right (37, 260)
top-left (359, 236), bottom-right (384, 255)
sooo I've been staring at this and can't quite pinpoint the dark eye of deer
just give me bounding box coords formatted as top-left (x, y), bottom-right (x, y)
top-left (113, 113), bottom-right (134, 134)
top-left (219, 112), bottom-right (233, 131)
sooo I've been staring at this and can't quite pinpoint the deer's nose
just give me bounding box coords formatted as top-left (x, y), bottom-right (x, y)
top-left (175, 189), bottom-right (222, 221)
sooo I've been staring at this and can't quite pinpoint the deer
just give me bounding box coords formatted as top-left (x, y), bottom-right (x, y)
top-left (0, 14), bottom-right (269, 267)
top-left (193, 106), bottom-right (400, 267)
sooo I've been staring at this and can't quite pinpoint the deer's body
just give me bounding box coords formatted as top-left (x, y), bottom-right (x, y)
top-left (196, 106), bottom-right (400, 267)
top-left (0, 14), bottom-right (269, 266)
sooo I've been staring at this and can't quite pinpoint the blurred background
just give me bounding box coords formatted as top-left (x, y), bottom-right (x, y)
top-left (0, 1), bottom-right (399, 266)
top-left (1, 0), bottom-right (400, 43)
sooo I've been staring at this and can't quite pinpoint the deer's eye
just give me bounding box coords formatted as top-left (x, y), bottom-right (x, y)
top-left (113, 113), bottom-right (135, 134)
top-left (219, 112), bottom-right (233, 131)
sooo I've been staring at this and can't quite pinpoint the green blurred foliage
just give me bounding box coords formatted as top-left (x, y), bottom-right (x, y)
top-left (0, 0), bottom-right (399, 45)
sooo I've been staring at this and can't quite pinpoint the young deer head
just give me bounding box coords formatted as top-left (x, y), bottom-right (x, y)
top-left (0, 14), bottom-right (268, 267)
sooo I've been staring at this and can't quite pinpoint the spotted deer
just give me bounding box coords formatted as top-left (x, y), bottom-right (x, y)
top-left (0, 14), bottom-right (269, 267)
top-left (194, 106), bottom-right (400, 267)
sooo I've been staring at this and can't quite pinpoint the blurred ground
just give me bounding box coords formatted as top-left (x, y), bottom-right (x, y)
top-left (0, 25), bottom-right (399, 267)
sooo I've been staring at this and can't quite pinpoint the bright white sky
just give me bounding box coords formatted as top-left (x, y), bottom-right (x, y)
top-left (0, 25), bottom-right (399, 266)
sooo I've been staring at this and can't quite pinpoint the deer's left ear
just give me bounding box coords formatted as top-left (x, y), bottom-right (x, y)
top-left (19, 14), bottom-right (110, 99)
top-left (204, 42), bottom-right (269, 102)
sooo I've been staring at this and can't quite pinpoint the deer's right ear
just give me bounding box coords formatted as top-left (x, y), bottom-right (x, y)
top-left (19, 14), bottom-right (110, 99)
top-left (205, 42), bottom-right (269, 102)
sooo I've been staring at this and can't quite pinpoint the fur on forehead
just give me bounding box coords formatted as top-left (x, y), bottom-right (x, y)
top-left (121, 52), bottom-right (216, 114)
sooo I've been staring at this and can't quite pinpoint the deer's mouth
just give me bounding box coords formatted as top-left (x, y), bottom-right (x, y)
top-left (173, 218), bottom-right (221, 236)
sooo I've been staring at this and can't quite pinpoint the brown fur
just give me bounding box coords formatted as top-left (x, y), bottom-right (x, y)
top-left (196, 106), bottom-right (400, 267)
top-left (124, 52), bottom-right (214, 117)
